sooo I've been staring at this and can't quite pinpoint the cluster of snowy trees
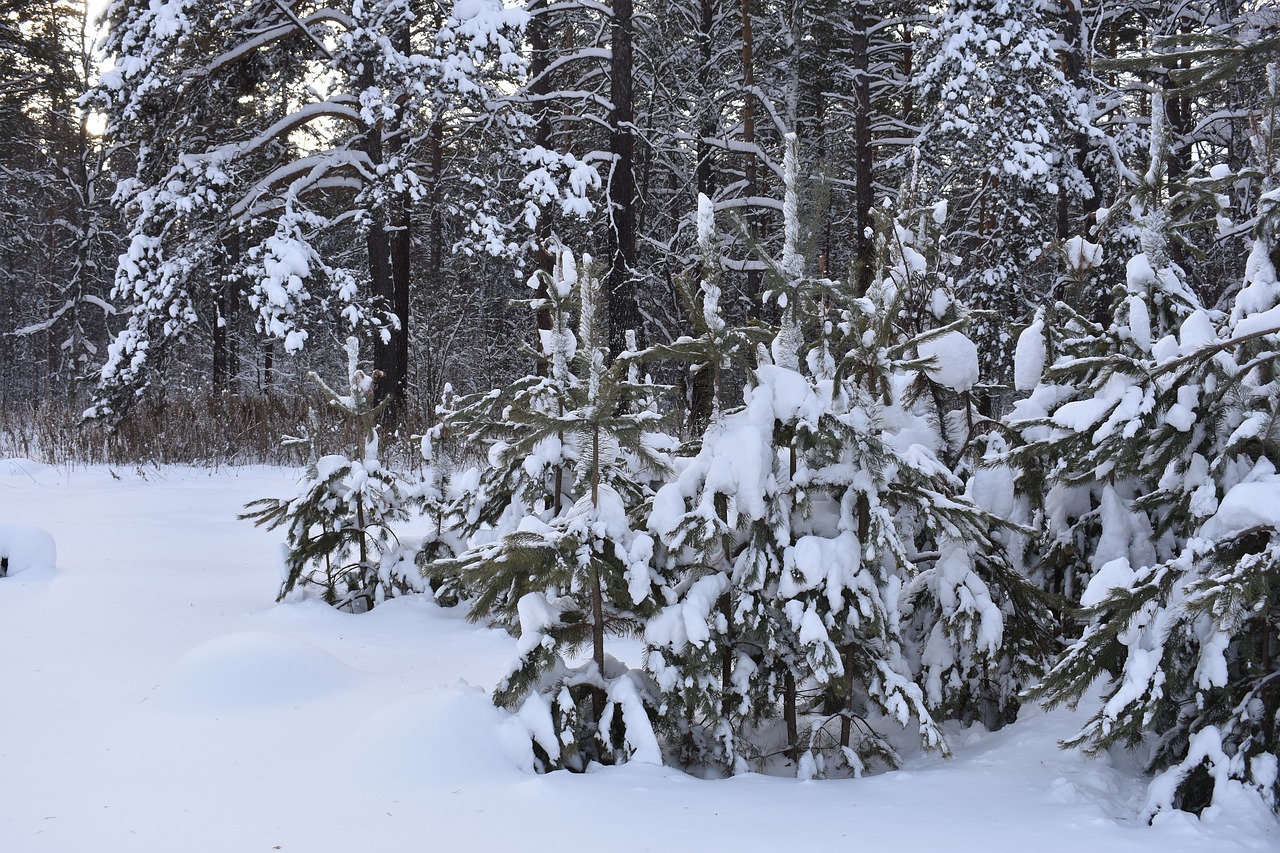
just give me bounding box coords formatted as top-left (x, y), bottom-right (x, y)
top-left (252, 106), bottom-right (1278, 817)
top-left (3, 0), bottom-right (1279, 823)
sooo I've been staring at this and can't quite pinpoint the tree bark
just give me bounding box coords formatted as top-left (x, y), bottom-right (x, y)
top-left (213, 229), bottom-right (240, 392)
top-left (1057, 0), bottom-right (1099, 239)
top-left (696, 0), bottom-right (717, 201)
top-left (851, 1), bottom-right (874, 295)
top-left (529, 0), bottom-right (556, 376)
top-left (591, 424), bottom-right (606, 723)
top-left (784, 670), bottom-right (798, 758)
top-left (363, 22), bottom-right (412, 421)
top-left (607, 0), bottom-right (642, 359)
top-left (740, 0), bottom-right (762, 316)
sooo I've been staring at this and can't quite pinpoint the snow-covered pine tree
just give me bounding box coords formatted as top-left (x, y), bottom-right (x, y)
top-left (637, 193), bottom-right (765, 769)
top-left (646, 135), bottom-right (1051, 776)
top-left (412, 397), bottom-right (467, 605)
top-left (241, 337), bottom-right (418, 611)
top-left (426, 252), bottom-right (672, 771)
top-left (430, 249), bottom-right (588, 571)
top-left (87, 0), bottom-right (527, 417)
top-left (868, 188), bottom-right (1057, 732)
top-left (913, 0), bottom-right (1091, 382)
top-left (1003, 92), bottom-right (1206, 610)
top-left (1021, 84), bottom-right (1280, 816)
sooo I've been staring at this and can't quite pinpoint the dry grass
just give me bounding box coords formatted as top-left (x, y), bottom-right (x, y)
top-left (0, 392), bottom-right (433, 468)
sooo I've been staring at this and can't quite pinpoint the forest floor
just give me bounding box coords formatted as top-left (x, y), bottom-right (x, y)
top-left (0, 460), bottom-right (1275, 852)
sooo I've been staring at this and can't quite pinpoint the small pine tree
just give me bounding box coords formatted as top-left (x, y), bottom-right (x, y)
top-left (428, 253), bottom-right (673, 771)
top-left (413, 409), bottom-right (466, 606)
top-left (241, 337), bottom-right (417, 612)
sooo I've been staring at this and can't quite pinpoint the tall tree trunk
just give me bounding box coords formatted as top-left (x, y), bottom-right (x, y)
top-left (687, 0), bottom-right (719, 431)
top-left (851, 1), bottom-right (874, 295)
top-left (901, 22), bottom-right (914, 127)
top-left (363, 23), bottom-right (412, 422)
top-left (741, 0), bottom-right (762, 316)
top-left (696, 0), bottom-right (717, 201)
top-left (213, 229), bottom-right (240, 392)
top-left (1057, 0), bottom-right (1099, 239)
top-left (262, 339), bottom-right (274, 391)
top-left (841, 492), bottom-right (873, 750)
top-left (784, 670), bottom-right (798, 758)
top-left (529, 0), bottom-right (556, 376)
top-left (608, 0), bottom-right (642, 358)
top-left (590, 424), bottom-right (606, 723)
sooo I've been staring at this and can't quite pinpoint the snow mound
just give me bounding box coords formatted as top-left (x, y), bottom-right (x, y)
top-left (331, 686), bottom-right (531, 786)
top-left (0, 522), bottom-right (56, 577)
top-left (154, 631), bottom-right (361, 712)
top-left (0, 457), bottom-right (51, 478)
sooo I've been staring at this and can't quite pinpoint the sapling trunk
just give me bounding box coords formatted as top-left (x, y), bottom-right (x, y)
top-left (590, 423), bottom-right (606, 723)
top-left (784, 670), bottom-right (798, 759)
top-left (591, 558), bottom-right (607, 724)
top-left (840, 643), bottom-right (856, 748)
top-left (843, 493), bottom-right (872, 748)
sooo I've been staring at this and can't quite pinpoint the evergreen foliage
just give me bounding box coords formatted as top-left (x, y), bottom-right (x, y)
top-left (1013, 86), bottom-right (1280, 816)
top-left (426, 253), bottom-right (673, 771)
top-left (241, 337), bottom-right (418, 611)
top-left (646, 141), bottom-right (1053, 777)
top-left (6, 0), bottom-right (1280, 822)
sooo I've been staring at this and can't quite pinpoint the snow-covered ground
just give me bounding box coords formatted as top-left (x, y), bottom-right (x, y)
top-left (1, 461), bottom-right (1274, 852)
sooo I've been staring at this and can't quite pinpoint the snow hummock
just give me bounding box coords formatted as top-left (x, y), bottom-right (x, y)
top-left (0, 522), bottom-right (56, 577)
top-left (154, 631), bottom-right (361, 712)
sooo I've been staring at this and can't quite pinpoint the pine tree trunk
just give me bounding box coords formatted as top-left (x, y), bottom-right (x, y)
top-left (529, 0), bottom-right (556, 376)
top-left (362, 23), bottom-right (412, 422)
top-left (590, 423), bottom-right (606, 723)
top-left (841, 493), bottom-right (872, 748)
top-left (716, 492), bottom-right (734, 719)
top-left (839, 644), bottom-right (853, 748)
top-left (262, 339), bottom-right (274, 391)
top-left (740, 0), bottom-right (762, 315)
top-left (687, 0), bottom-right (718, 431)
top-left (784, 670), bottom-right (798, 759)
top-left (850, 1), bottom-right (875, 295)
top-left (696, 0), bottom-right (716, 201)
top-left (213, 230), bottom-right (240, 392)
top-left (1057, 0), bottom-right (1098, 238)
top-left (901, 22), bottom-right (914, 127)
top-left (607, 0), bottom-right (641, 359)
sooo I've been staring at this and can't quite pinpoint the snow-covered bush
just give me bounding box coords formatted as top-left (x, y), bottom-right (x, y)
top-left (242, 338), bottom-right (418, 612)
